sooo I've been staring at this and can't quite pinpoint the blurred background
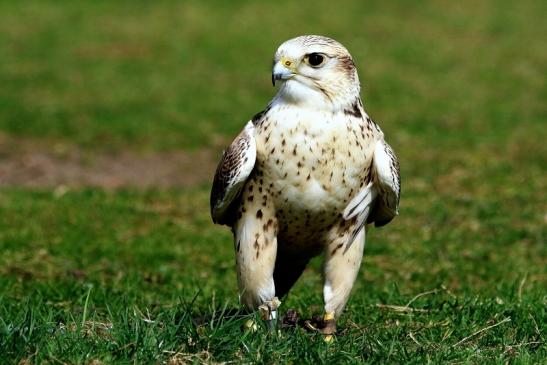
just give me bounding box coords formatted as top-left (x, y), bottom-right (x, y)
top-left (0, 0), bottom-right (545, 363)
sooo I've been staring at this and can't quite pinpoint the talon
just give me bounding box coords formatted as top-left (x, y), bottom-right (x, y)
top-left (271, 297), bottom-right (281, 310)
top-left (258, 296), bottom-right (281, 321)
top-left (319, 322), bottom-right (337, 335)
top-left (304, 320), bottom-right (318, 331)
top-left (304, 312), bottom-right (337, 334)
top-left (258, 297), bottom-right (281, 331)
top-left (319, 312), bottom-right (337, 335)
top-left (258, 304), bottom-right (271, 321)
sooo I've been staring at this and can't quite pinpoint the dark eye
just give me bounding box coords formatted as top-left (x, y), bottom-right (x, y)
top-left (307, 53), bottom-right (325, 67)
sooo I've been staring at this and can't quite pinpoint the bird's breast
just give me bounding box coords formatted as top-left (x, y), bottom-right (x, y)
top-left (255, 106), bottom-right (375, 218)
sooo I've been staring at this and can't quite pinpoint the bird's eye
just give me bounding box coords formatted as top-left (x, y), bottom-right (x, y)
top-left (306, 53), bottom-right (325, 67)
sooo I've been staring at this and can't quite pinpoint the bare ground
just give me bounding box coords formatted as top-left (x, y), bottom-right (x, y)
top-left (0, 136), bottom-right (221, 189)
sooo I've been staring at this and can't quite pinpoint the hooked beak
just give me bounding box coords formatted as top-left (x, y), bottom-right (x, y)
top-left (272, 58), bottom-right (297, 86)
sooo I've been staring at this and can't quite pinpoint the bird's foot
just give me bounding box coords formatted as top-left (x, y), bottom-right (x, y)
top-left (258, 297), bottom-right (281, 331)
top-left (304, 312), bottom-right (337, 336)
top-left (320, 312), bottom-right (337, 335)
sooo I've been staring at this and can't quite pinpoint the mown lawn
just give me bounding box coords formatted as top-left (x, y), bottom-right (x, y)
top-left (0, 0), bottom-right (546, 364)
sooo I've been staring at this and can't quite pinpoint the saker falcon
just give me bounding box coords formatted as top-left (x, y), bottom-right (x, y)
top-left (210, 35), bottom-right (400, 334)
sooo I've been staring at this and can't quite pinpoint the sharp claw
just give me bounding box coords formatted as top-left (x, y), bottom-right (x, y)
top-left (304, 320), bottom-right (318, 331)
top-left (304, 312), bottom-right (337, 335)
top-left (258, 304), bottom-right (270, 321)
top-left (319, 320), bottom-right (337, 335)
top-left (258, 297), bottom-right (281, 331)
top-left (258, 297), bottom-right (281, 321)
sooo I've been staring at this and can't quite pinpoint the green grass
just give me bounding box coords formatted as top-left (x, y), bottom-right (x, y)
top-left (0, 0), bottom-right (546, 363)
top-left (0, 187), bottom-right (544, 363)
top-left (1, 0), bottom-right (545, 150)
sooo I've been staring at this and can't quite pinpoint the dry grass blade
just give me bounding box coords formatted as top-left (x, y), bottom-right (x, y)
top-left (375, 304), bottom-right (429, 313)
top-left (163, 350), bottom-right (231, 365)
top-left (409, 331), bottom-right (422, 347)
top-left (517, 273), bottom-right (527, 302)
top-left (404, 288), bottom-right (444, 308)
top-left (376, 287), bottom-right (444, 314)
top-left (452, 317), bottom-right (512, 347)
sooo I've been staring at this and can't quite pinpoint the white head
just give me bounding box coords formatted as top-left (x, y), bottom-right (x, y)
top-left (272, 35), bottom-right (360, 111)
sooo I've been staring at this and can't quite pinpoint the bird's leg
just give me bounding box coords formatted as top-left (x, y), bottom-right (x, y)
top-left (321, 227), bottom-right (366, 334)
top-left (233, 202), bottom-right (279, 329)
top-left (258, 296), bottom-right (281, 330)
top-left (320, 311), bottom-right (337, 335)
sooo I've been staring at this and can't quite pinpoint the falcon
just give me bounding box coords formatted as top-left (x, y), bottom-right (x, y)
top-left (210, 35), bottom-right (400, 334)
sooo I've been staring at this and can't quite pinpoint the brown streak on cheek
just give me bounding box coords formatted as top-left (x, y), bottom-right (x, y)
top-left (338, 55), bottom-right (356, 76)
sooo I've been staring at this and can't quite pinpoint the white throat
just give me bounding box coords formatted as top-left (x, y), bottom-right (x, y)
top-left (273, 77), bottom-right (360, 113)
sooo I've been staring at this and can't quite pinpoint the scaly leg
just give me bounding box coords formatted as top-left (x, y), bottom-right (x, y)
top-left (321, 228), bottom-right (366, 334)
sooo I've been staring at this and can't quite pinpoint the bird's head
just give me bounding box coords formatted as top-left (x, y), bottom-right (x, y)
top-left (272, 35), bottom-right (360, 111)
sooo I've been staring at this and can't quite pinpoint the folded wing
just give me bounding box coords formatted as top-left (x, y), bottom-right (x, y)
top-left (210, 121), bottom-right (256, 225)
top-left (342, 138), bottom-right (400, 247)
top-left (367, 139), bottom-right (400, 227)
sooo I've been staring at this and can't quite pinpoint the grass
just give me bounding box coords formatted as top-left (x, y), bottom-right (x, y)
top-left (1, 0), bottom-right (545, 151)
top-left (0, 0), bottom-right (546, 363)
top-left (0, 188), bottom-right (544, 363)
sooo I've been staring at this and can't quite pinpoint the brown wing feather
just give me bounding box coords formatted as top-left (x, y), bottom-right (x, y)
top-left (210, 122), bottom-right (256, 225)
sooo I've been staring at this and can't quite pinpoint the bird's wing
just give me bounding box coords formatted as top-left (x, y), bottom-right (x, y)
top-left (210, 121), bottom-right (256, 225)
top-left (367, 139), bottom-right (400, 227)
top-left (342, 138), bottom-right (400, 247)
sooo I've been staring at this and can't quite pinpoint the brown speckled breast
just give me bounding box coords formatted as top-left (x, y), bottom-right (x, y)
top-left (245, 102), bottom-right (378, 252)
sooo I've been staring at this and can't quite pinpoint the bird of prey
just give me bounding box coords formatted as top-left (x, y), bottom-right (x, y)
top-left (210, 35), bottom-right (400, 334)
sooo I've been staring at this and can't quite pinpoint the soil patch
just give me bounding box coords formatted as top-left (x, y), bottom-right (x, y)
top-left (0, 137), bottom-right (222, 189)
